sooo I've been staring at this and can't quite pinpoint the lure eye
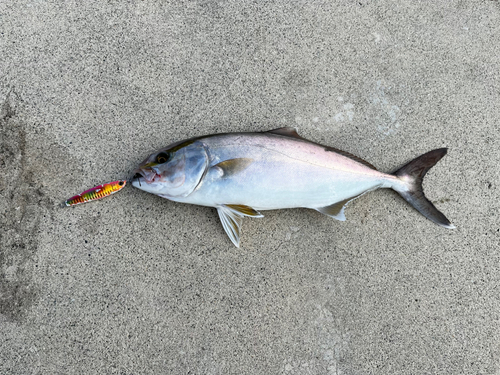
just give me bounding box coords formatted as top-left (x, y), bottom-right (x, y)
top-left (118, 181), bottom-right (124, 186)
top-left (156, 152), bottom-right (170, 164)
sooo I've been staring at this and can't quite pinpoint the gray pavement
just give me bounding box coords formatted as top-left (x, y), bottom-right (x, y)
top-left (1, 1), bottom-right (499, 374)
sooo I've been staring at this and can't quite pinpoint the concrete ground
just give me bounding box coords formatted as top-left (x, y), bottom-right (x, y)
top-left (1, 1), bottom-right (499, 374)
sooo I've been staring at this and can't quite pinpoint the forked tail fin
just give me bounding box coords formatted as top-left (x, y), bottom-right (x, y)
top-left (392, 148), bottom-right (455, 229)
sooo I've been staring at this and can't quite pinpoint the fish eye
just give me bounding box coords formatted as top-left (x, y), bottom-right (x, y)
top-left (156, 152), bottom-right (170, 164)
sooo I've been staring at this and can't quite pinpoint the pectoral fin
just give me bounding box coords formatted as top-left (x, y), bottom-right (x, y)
top-left (217, 204), bottom-right (263, 247)
top-left (213, 158), bottom-right (253, 179)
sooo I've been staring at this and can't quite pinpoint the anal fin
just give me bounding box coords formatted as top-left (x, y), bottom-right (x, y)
top-left (316, 198), bottom-right (352, 221)
top-left (315, 185), bottom-right (381, 221)
top-left (217, 204), bottom-right (263, 247)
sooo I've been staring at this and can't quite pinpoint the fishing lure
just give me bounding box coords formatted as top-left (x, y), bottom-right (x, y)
top-left (65, 180), bottom-right (126, 206)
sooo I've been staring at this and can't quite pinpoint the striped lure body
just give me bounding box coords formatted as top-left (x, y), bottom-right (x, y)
top-left (65, 180), bottom-right (126, 206)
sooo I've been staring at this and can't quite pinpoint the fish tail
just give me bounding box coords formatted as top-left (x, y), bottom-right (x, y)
top-left (391, 148), bottom-right (455, 229)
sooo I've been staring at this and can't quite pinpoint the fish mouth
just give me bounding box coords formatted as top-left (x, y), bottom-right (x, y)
top-left (130, 172), bottom-right (144, 188)
top-left (130, 168), bottom-right (161, 185)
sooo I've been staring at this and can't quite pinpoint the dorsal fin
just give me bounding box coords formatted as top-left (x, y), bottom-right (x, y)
top-left (267, 127), bottom-right (377, 170)
top-left (266, 127), bottom-right (305, 140)
top-left (324, 146), bottom-right (377, 170)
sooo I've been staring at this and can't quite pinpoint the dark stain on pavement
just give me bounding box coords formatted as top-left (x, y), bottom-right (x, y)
top-left (0, 91), bottom-right (72, 321)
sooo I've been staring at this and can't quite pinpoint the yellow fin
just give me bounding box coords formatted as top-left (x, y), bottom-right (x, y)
top-left (214, 158), bottom-right (253, 178)
top-left (225, 204), bottom-right (263, 217)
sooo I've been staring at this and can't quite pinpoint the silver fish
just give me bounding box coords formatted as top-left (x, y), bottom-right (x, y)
top-left (131, 127), bottom-right (454, 247)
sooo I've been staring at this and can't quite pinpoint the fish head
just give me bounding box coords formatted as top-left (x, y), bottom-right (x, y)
top-left (131, 139), bottom-right (208, 198)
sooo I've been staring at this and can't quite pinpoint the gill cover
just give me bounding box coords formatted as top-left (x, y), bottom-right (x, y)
top-left (135, 141), bottom-right (208, 198)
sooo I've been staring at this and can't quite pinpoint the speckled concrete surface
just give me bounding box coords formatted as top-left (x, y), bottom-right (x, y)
top-left (1, 1), bottom-right (499, 374)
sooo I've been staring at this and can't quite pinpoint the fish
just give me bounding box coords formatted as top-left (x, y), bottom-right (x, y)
top-left (65, 180), bottom-right (126, 206)
top-left (131, 127), bottom-right (454, 247)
